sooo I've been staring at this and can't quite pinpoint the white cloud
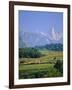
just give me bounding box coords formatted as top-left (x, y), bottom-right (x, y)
top-left (40, 32), bottom-right (47, 36)
top-left (51, 27), bottom-right (62, 41)
top-left (52, 27), bottom-right (57, 40)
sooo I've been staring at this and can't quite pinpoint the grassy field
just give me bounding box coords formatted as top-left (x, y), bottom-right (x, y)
top-left (19, 50), bottom-right (63, 79)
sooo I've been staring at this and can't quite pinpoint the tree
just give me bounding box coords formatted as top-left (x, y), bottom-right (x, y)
top-left (19, 48), bottom-right (43, 58)
top-left (54, 60), bottom-right (63, 73)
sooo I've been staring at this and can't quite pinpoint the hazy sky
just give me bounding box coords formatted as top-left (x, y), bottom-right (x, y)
top-left (19, 10), bottom-right (63, 47)
top-left (19, 10), bottom-right (63, 34)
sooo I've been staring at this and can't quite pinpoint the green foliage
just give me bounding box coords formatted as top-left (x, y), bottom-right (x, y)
top-left (54, 60), bottom-right (63, 73)
top-left (19, 66), bottom-right (62, 79)
top-left (36, 44), bottom-right (63, 51)
top-left (19, 49), bottom-right (63, 79)
top-left (19, 63), bottom-right (63, 79)
top-left (19, 48), bottom-right (42, 58)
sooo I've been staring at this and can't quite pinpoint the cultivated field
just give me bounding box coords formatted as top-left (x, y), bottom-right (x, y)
top-left (19, 50), bottom-right (63, 79)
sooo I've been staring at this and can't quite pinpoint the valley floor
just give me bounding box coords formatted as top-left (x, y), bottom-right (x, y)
top-left (19, 50), bottom-right (63, 79)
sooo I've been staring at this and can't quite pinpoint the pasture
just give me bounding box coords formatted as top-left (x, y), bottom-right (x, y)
top-left (19, 50), bottom-right (63, 79)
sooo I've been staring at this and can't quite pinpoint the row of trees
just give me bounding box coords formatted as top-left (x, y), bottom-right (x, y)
top-left (19, 48), bottom-right (42, 58)
top-left (35, 43), bottom-right (63, 51)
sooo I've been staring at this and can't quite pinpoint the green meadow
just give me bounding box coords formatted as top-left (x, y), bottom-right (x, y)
top-left (19, 49), bottom-right (63, 79)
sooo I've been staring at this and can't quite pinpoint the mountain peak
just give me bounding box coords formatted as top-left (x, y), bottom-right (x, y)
top-left (19, 28), bottom-right (63, 48)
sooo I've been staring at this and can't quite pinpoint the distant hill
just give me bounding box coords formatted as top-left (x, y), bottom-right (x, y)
top-left (35, 43), bottom-right (63, 51)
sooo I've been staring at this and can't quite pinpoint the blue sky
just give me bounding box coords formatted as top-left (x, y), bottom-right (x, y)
top-left (19, 10), bottom-right (63, 47)
top-left (19, 10), bottom-right (63, 33)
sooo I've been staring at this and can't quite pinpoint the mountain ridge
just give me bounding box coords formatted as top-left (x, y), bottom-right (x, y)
top-left (19, 28), bottom-right (63, 48)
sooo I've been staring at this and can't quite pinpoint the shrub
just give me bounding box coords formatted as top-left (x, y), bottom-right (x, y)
top-left (54, 60), bottom-right (63, 73)
top-left (19, 48), bottom-right (43, 58)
